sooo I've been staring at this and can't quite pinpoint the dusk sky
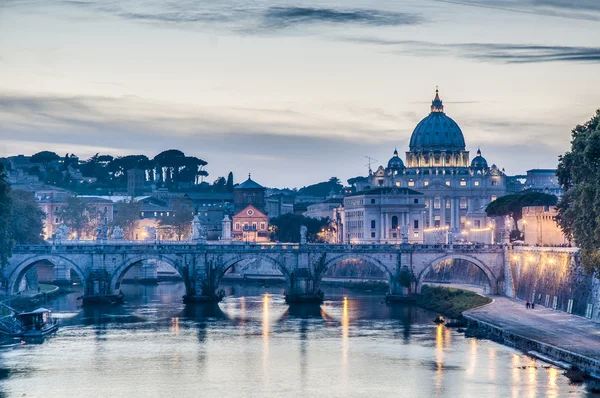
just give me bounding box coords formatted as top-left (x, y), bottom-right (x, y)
top-left (1, 0), bottom-right (599, 188)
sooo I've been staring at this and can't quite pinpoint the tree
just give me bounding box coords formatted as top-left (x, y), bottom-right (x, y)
top-left (56, 196), bottom-right (94, 239)
top-left (485, 191), bottom-right (558, 233)
top-left (9, 190), bottom-right (45, 244)
top-left (226, 172), bottom-right (234, 193)
top-left (113, 199), bottom-right (141, 240)
top-left (556, 109), bottom-right (600, 273)
top-left (30, 151), bottom-right (60, 170)
top-left (0, 164), bottom-right (13, 267)
top-left (159, 199), bottom-right (193, 240)
top-left (269, 213), bottom-right (329, 243)
top-left (298, 177), bottom-right (343, 197)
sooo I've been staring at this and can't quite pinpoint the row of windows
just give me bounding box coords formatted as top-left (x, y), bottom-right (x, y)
top-left (369, 219), bottom-right (420, 229)
top-left (234, 222), bottom-right (267, 231)
top-left (383, 179), bottom-right (499, 188)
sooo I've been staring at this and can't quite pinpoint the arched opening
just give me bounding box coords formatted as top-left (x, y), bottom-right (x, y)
top-left (391, 216), bottom-right (399, 230)
top-left (111, 257), bottom-right (186, 303)
top-left (417, 255), bottom-right (496, 294)
top-left (9, 256), bottom-right (86, 295)
top-left (218, 256), bottom-right (287, 298)
top-left (319, 255), bottom-right (393, 296)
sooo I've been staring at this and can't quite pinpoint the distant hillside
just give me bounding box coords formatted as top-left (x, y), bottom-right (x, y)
top-left (297, 177), bottom-right (342, 198)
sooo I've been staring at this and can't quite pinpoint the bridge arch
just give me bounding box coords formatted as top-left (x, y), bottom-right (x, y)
top-left (217, 254), bottom-right (289, 284)
top-left (7, 254), bottom-right (87, 294)
top-left (110, 254), bottom-right (185, 292)
top-left (416, 254), bottom-right (498, 294)
top-left (319, 253), bottom-right (395, 282)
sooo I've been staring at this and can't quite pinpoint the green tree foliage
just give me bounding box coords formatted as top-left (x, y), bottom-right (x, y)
top-left (30, 151), bottom-right (60, 169)
top-left (109, 155), bottom-right (150, 184)
top-left (113, 199), bottom-right (141, 240)
top-left (9, 190), bottom-right (45, 244)
top-left (485, 191), bottom-right (558, 232)
top-left (556, 109), bottom-right (600, 273)
top-left (347, 176), bottom-right (367, 186)
top-left (269, 214), bottom-right (329, 243)
top-left (226, 172), bottom-right (234, 193)
top-left (159, 199), bottom-right (193, 240)
top-left (297, 177), bottom-right (343, 197)
top-left (0, 164), bottom-right (13, 267)
top-left (56, 196), bottom-right (95, 239)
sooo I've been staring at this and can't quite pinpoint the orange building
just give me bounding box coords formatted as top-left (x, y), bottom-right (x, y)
top-left (232, 205), bottom-right (269, 242)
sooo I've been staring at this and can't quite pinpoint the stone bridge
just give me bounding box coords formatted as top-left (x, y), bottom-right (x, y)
top-left (3, 242), bottom-right (508, 304)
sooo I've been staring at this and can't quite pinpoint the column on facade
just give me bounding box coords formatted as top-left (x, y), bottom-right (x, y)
top-left (455, 198), bottom-right (460, 229)
top-left (449, 197), bottom-right (455, 230)
top-left (382, 212), bottom-right (387, 241)
top-left (428, 198), bottom-right (433, 228)
top-left (380, 212), bottom-right (385, 242)
top-left (440, 196), bottom-right (446, 227)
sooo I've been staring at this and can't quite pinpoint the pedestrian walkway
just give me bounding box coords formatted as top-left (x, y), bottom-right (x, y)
top-left (465, 296), bottom-right (600, 359)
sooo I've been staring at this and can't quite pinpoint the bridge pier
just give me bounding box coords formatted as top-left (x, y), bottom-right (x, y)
top-left (285, 269), bottom-right (323, 304)
top-left (53, 262), bottom-right (72, 286)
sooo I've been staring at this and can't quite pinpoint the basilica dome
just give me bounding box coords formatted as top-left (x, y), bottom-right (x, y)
top-left (408, 89), bottom-right (466, 152)
top-left (470, 149), bottom-right (488, 169)
top-left (387, 149), bottom-right (405, 170)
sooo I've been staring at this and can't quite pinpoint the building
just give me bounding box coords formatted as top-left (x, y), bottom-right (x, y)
top-left (304, 197), bottom-right (343, 220)
top-left (522, 206), bottom-right (568, 246)
top-left (265, 193), bottom-right (294, 218)
top-left (232, 205), bottom-right (269, 242)
top-left (127, 168), bottom-right (146, 197)
top-left (356, 89), bottom-right (507, 240)
top-left (234, 174), bottom-right (266, 214)
top-left (524, 169), bottom-right (562, 197)
top-left (342, 187), bottom-right (425, 244)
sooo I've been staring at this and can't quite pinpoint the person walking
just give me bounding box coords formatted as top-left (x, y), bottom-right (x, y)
top-left (531, 302), bottom-right (535, 309)
top-left (526, 301), bottom-right (530, 309)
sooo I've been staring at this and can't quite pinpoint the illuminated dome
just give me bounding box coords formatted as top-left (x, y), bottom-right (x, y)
top-left (470, 148), bottom-right (488, 169)
top-left (409, 89), bottom-right (466, 152)
top-left (387, 149), bottom-right (405, 170)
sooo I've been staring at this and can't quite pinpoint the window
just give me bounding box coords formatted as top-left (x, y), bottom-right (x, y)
top-left (434, 197), bottom-right (441, 209)
top-left (154, 212), bottom-right (158, 217)
top-left (378, 180), bottom-right (384, 186)
top-left (252, 222), bottom-right (257, 230)
top-left (491, 195), bottom-right (497, 202)
top-left (414, 199), bottom-right (419, 204)
top-left (371, 232), bottom-right (376, 238)
top-left (424, 181), bottom-right (429, 186)
top-left (475, 220), bottom-right (481, 228)
top-left (408, 180), bottom-right (415, 187)
top-left (395, 182), bottom-right (401, 187)
top-left (413, 220), bottom-right (419, 229)
top-left (434, 216), bottom-right (440, 227)
top-left (460, 180), bottom-right (467, 186)
top-left (474, 181), bottom-right (480, 186)
top-left (235, 223), bottom-right (240, 230)
top-left (166, 211), bottom-right (170, 216)
top-left (460, 197), bottom-right (468, 209)
top-left (260, 222), bottom-right (266, 230)
top-left (55, 217), bottom-right (59, 223)
top-left (446, 200), bottom-right (451, 209)
top-left (371, 199), bottom-right (376, 204)
top-left (391, 216), bottom-right (398, 229)
top-left (104, 206), bottom-right (108, 212)
top-left (492, 178), bottom-right (499, 186)
top-left (445, 181), bottom-right (451, 186)
top-left (371, 220), bottom-right (376, 229)
top-left (141, 211), bottom-right (145, 217)
top-left (460, 216), bottom-right (466, 229)
top-left (413, 232), bottom-right (419, 238)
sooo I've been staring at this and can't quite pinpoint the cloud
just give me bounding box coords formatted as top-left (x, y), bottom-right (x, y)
top-left (432, 0), bottom-right (600, 21)
top-left (261, 7), bottom-right (420, 29)
top-left (340, 37), bottom-right (600, 64)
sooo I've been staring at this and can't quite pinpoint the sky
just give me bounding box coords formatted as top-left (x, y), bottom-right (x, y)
top-left (1, 0), bottom-right (599, 188)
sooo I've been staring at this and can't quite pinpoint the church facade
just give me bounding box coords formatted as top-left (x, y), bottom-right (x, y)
top-left (351, 89), bottom-right (507, 243)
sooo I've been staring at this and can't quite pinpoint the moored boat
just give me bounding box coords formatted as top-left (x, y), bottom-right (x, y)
top-left (0, 307), bottom-right (59, 338)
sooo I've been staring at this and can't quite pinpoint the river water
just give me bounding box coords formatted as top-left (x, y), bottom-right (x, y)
top-left (0, 282), bottom-right (594, 397)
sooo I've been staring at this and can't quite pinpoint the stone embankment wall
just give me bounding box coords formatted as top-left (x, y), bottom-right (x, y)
top-left (509, 247), bottom-right (600, 322)
top-left (464, 316), bottom-right (600, 379)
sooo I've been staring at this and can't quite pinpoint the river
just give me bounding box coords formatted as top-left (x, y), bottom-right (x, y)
top-left (0, 282), bottom-right (594, 397)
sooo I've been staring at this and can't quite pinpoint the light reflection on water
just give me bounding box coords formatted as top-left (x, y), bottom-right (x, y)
top-left (0, 282), bottom-right (594, 398)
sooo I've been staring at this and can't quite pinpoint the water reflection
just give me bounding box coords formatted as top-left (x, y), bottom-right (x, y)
top-left (0, 282), bottom-right (591, 398)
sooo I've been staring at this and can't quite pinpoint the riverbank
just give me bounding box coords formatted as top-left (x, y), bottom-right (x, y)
top-left (1, 285), bottom-right (77, 311)
top-left (464, 296), bottom-right (600, 383)
top-left (416, 285), bottom-right (492, 320)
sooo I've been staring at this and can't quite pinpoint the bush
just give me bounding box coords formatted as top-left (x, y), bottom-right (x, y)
top-left (416, 285), bottom-right (491, 319)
